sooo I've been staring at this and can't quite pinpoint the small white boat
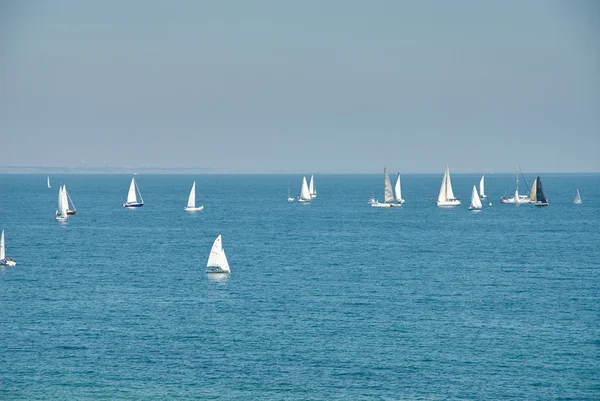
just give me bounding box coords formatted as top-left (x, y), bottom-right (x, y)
top-left (309, 175), bottom-right (317, 199)
top-left (468, 185), bottom-right (483, 210)
top-left (574, 189), bottom-right (582, 205)
top-left (297, 176), bottom-right (311, 203)
top-left (184, 181), bottom-right (204, 212)
top-left (47, 176), bottom-right (51, 189)
top-left (287, 181), bottom-right (295, 202)
top-left (206, 235), bottom-right (230, 274)
top-left (63, 185), bottom-right (77, 215)
top-left (394, 172), bottom-right (405, 204)
top-left (371, 167), bottom-right (400, 207)
top-left (479, 175), bottom-right (487, 199)
top-left (437, 165), bottom-right (461, 207)
top-left (122, 177), bottom-right (144, 207)
top-left (0, 230), bottom-right (16, 266)
top-left (55, 186), bottom-right (69, 222)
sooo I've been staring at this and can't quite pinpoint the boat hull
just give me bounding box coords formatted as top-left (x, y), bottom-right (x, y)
top-left (1, 260), bottom-right (16, 266)
top-left (480, 195), bottom-right (487, 199)
top-left (533, 202), bottom-right (549, 207)
top-left (397, 199), bottom-right (406, 205)
top-left (287, 198), bottom-right (295, 202)
top-left (437, 200), bottom-right (461, 207)
top-left (123, 202), bottom-right (144, 208)
top-left (184, 206), bottom-right (204, 212)
top-left (500, 197), bottom-right (530, 204)
top-left (67, 210), bottom-right (76, 215)
top-left (371, 202), bottom-right (399, 208)
top-left (56, 216), bottom-right (68, 222)
top-left (297, 198), bottom-right (311, 204)
top-left (206, 269), bottom-right (230, 274)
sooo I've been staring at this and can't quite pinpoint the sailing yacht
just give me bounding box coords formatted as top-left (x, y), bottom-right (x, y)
top-left (122, 177), bottom-right (144, 207)
top-left (287, 182), bottom-right (295, 202)
top-left (55, 186), bottom-right (69, 222)
top-left (63, 185), bottom-right (77, 215)
top-left (47, 176), bottom-right (51, 189)
top-left (469, 185), bottom-right (483, 210)
top-left (184, 181), bottom-right (204, 212)
top-left (309, 175), bottom-right (317, 198)
top-left (371, 168), bottom-right (400, 208)
top-left (574, 189), bottom-right (582, 205)
top-left (298, 176), bottom-right (311, 203)
top-left (531, 176), bottom-right (549, 206)
top-left (0, 230), bottom-right (16, 266)
top-left (500, 166), bottom-right (530, 204)
top-left (206, 235), bottom-right (230, 274)
top-left (479, 175), bottom-right (487, 199)
top-left (437, 165), bottom-right (461, 207)
top-left (394, 172), bottom-right (405, 204)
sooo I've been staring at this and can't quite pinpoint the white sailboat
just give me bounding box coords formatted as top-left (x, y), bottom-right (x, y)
top-left (309, 175), bottom-right (317, 198)
top-left (206, 234), bottom-right (230, 274)
top-left (63, 185), bottom-right (77, 215)
top-left (469, 185), bottom-right (483, 210)
top-left (479, 175), bottom-right (487, 199)
top-left (500, 166), bottom-right (530, 204)
top-left (47, 176), bottom-right (51, 189)
top-left (437, 165), bottom-right (461, 207)
top-left (55, 186), bottom-right (69, 222)
top-left (184, 181), bottom-right (204, 211)
top-left (574, 189), bottom-right (582, 205)
top-left (394, 172), bottom-right (405, 204)
top-left (122, 177), bottom-right (144, 207)
top-left (0, 230), bottom-right (16, 266)
top-left (287, 181), bottom-right (295, 202)
top-left (298, 176), bottom-right (311, 203)
top-left (371, 168), bottom-right (399, 208)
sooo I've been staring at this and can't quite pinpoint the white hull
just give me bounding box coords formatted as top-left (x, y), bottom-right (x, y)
top-left (1, 260), bottom-right (16, 266)
top-left (184, 206), bottom-right (204, 212)
top-left (500, 196), bottom-right (530, 204)
top-left (206, 268), bottom-right (230, 274)
top-left (371, 202), bottom-right (399, 208)
top-left (297, 198), bottom-right (311, 203)
top-left (480, 195), bottom-right (487, 199)
top-left (310, 194), bottom-right (317, 199)
top-left (123, 202), bottom-right (144, 207)
top-left (287, 198), bottom-right (295, 202)
top-left (437, 199), bottom-right (461, 207)
top-left (56, 215), bottom-right (68, 222)
top-left (397, 199), bottom-right (405, 205)
top-left (469, 206), bottom-right (482, 211)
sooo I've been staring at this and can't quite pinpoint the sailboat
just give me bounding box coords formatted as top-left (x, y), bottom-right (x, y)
top-left (479, 175), bottom-right (487, 199)
top-left (298, 176), bottom-right (311, 203)
top-left (287, 181), bottom-right (295, 202)
top-left (531, 176), bottom-right (549, 206)
top-left (371, 167), bottom-right (400, 208)
top-left (63, 185), bottom-right (77, 215)
top-left (437, 165), bottom-right (461, 207)
top-left (55, 186), bottom-right (69, 222)
top-left (469, 185), bottom-right (483, 210)
top-left (206, 234), bottom-right (230, 274)
top-left (122, 177), bottom-right (144, 207)
top-left (394, 173), bottom-right (405, 204)
top-left (0, 230), bottom-right (16, 266)
top-left (574, 189), bottom-right (582, 205)
top-left (309, 175), bottom-right (317, 198)
top-left (47, 176), bottom-right (51, 189)
top-left (500, 166), bottom-right (530, 204)
top-left (184, 181), bottom-right (204, 211)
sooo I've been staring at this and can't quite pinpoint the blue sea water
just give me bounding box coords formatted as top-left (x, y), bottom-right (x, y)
top-left (0, 173), bottom-right (599, 400)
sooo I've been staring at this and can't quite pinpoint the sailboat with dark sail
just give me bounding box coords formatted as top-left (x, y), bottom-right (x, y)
top-left (531, 176), bottom-right (549, 206)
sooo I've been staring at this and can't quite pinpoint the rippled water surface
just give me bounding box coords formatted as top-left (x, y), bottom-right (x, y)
top-left (1, 173), bottom-right (599, 400)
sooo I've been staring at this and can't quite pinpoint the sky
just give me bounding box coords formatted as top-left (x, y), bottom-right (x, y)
top-left (1, 0), bottom-right (599, 173)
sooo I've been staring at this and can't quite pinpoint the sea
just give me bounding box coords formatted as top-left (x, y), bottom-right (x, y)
top-left (0, 173), bottom-right (598, 400)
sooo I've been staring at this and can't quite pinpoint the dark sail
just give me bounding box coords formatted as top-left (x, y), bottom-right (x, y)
top-left (535, 176), bottom-right (548, 204)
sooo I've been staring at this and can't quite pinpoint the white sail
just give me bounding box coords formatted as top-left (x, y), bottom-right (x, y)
top-left (127, 178), bottom-right (138, 203)
top-left (529, 177), bottom-right (538, 202)
top-left (383, 168), bottom-right (394, 203)
top-left (61, 185), bottom-right (69, 212)
top-left (47, 176), bottom-right (51, 188)
top-left (0, 230), bottom-right (5, 260)
top-left (207, 235), bottom-right (223, 267)
top-left (470, 185), bottom-right (482, 209)
top-left (309, 175), bottom-right (314, 195)
top-left (574, 189), bottom-right (582, 205)
top-left (299, 176), bottom-right (311, 201)
top-left (187, 181), bottom-right (196, 208)
top-left (438, 165), bottom-right (456, 202)
top-left (219, 249), bottom-right (230, 273)
top-left (445, 166), bottom-right (456, 200)
top-left (57, 186), bottom-right (64, 213)
top-left (394, 173), bottom-right (404, 202)
top-left (479, 175), bottom-right (486, 198)
top-left (58, 186), bottom-right (68, 217)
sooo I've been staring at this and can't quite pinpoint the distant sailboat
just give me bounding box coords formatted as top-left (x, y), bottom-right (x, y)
top-left (55, 186), bottom-right (69, 222)
top-left (371, 167), bottom-right (400, 208)
top-left (479, 175), bottom-right (487, 199)
top-left (531, 176), bottom-right (549, 206)
top-left (122, 178), bottom-right (144, 207)
top-left (287, 181), bottom-right (295, 202)
top-left (184, 181), bottom-right (204, 212)
top-left (298, 176), bottom-right (311, 203)
top-left (63, 185), bottom-right (77, 215)
top-left (500, 165), bottom-right (530, 204)
top-left (574, 189), bottom-right (582, 205)
top-left (206, 234), bottom-right (230, 274)
top-left (47, 176), bottom-right (51, 189)
top-left (469, 185), bottom-right (483, 210)
top-left (437, 165), bottom-right (461, 207)
top-left (394, 172), bottom-right (405, 204)
top-left (0, 230), bottom-right (16, 266)
top-left (309, 175), bottom-right (317, 199)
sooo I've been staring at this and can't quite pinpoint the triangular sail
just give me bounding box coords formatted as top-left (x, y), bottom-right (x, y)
top-left (127, 178), bottom-right (138, 203)
top-left (219, 249), bottom-right (230, 273)
top-left (470, 185), bottom-right (482, 209)
top-left (438, 167), bottom-right (448, 202)
top-left (309, 175), bottom-right (315, 195)
top-left (58, 186), bottom-right (68, 216)
top-left (445, 166), bottom-right (455, 200)
top-left (57, 186), bottom-right (64, 213)
top-left (535, 176), bottom-right (547, 203)
top-left (383, 168), bottom-right (394, 203)
top-left (574, 189), bottom-right (582, 204)
top-left (207, 235), bottom-right (223, 267)
top-left (529, 178), bottom-right (537, 202)
top-left (47, 176), bottom-right (51, 188)
top-left (300, 177), bottom-right (311, 200)
top-left (0, 230), bottom-right (5, 260)
top-left (479, 175), bottom-right (485, 197)
top-left (64, 185), bottom-right (76, 211)
top-left (187, 181), bottom-right (196, 208)
top-left (394, 173), bottom-right (402, 202)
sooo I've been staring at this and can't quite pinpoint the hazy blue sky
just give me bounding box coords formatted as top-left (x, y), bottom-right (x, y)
top-left (1, 1), bottom-right (599, 173)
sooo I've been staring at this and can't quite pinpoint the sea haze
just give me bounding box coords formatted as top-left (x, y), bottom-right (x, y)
top-left (0, 173), bottom-right (599, 399)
